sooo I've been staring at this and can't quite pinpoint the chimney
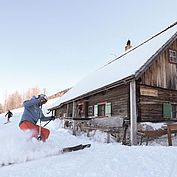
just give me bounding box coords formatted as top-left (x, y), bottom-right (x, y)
top-left (125, 40), bottom-right (132, 51)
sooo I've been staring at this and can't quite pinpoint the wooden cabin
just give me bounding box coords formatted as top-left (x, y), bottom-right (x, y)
top-left (49, 25), bottom-right (177, 145)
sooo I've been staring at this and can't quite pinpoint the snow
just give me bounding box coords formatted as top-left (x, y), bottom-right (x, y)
top-left (50, 26), bottom-right (177, 109)
top-left (1, 99), bottom-right (177, 176)
top-left (140, 122), bottom-right (167, 130)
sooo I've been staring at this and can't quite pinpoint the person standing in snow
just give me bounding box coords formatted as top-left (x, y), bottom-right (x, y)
top-left (5, 110), bottom-right (13, 123)
top-left (19, 94), bottom-right (56, 142)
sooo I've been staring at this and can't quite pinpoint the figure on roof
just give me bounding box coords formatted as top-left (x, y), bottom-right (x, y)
top-left (125, 39), bottom-right (132, 51)
top-left (127, 39), bottom-right (131, 46)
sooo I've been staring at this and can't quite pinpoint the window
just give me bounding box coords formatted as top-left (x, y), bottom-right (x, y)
top-left (98, 104), bottom-right (105, 117)
top-left (94, 102), bottom-right (112, 118)
top-left (88, 106), bottom-right (93, 116)
top-left (77, 103), bottom-right (84, 113)
top-left (172, 105), bottom-right (177, 118)
top-left (163, 103), bottom-right (177, 119)
top-left (168, 49), bottom-right (177, 64)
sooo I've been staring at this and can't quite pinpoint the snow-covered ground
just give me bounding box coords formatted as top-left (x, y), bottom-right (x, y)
top-left (1, 99), bottom-right (177, 177)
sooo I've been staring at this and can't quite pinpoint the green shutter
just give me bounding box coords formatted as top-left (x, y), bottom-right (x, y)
top-left (94, 105), bottom-right (98, 117)
top-left (105, 102), bottom-right (111, 117)
top-left (163, 103), bottom-right (172, 118)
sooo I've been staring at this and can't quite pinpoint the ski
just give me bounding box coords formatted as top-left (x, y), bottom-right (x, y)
top-left (4, 121), bottom-right (10, 124)
top-left (62, 143), bottom-right (91, 153)
top-left (0, 143), bottom-right (91, 167)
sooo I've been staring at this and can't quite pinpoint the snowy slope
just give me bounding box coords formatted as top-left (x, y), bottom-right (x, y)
top-left (1, 99), bottom-right (177, 177)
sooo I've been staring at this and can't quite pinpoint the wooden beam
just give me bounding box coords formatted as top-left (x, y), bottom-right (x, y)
top-left (130, 79), bottom-right (137, 145)
top-left (167, 124), bottom-right (177, 146)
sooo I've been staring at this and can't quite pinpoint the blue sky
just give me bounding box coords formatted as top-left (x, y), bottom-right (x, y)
top-left (0, 0), bottom-right (177, 104)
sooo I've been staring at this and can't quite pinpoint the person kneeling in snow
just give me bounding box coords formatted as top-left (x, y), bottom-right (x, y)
top-left (19, 94), bottom-right (55, 142)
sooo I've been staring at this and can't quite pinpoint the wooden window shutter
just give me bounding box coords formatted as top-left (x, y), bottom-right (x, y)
top-left (94, 105), bottom-right (98, 117)
top-left (105, 102), bottom-right (111, 117)
top-left (163, 103), bottom-right (172, 118)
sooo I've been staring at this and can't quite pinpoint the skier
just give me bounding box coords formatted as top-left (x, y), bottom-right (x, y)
top-left (19, 94), bottom-right (56, 142)
top-left (5, 110), bottom-right (13, 123)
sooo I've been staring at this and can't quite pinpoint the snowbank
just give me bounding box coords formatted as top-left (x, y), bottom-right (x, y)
top-left (1, 100), bottom-right (177, 177)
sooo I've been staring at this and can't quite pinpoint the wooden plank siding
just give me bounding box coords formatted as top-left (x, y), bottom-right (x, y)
top-left (137, 39), bottom-right (177, 122)
top-left (137, 85), bottom-right (177, 122)
top-left (85, 84), bottom-right (130, 118)
top-left (55, 104), bottom-right (67, 117)
top-left (140, 39), bottom-right (177, 90)
top-left (55, 84), bottom-right (130, 119)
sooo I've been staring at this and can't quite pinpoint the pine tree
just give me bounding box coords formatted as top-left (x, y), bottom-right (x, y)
top-left (25, 88), bottom-right (31, 100)
top-left (0, 104), bottom-right (3, 113)
top-left (13, 91), bottom-right (22, 109)
top-left (31, 86), bottom-right (40, 97)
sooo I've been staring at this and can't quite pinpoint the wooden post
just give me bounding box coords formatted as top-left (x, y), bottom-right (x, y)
top-left (167, 124), bottom-right (177, 146)
top-left (87, 129), bottom-right (90, 137)
top-left (167, 127), bottom-right (172, 146)
top-left (130, 79), bottom-right (137, 145)
top-left (66, 104), bottom-right (69, 117)
top-left (72, 101), bottom-right (76, 118)
top-left (73, 121), bottom-right (77, 136)
top-left (107, 133), bottom-right (110, 143)
top-left (72, 101), bottom-right (76, 135)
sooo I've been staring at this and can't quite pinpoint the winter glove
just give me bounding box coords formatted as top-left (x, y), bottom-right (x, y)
top-left (51, 116), bottom-right (56, 121)
top-left (37, 135), bottom-right (43, 141)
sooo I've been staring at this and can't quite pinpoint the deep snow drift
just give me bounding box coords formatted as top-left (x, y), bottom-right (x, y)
top-left (1, 99), bottom-right (177, 177)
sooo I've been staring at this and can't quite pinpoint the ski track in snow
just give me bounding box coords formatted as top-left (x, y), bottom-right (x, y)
top-left (1, 105), bottom-right (177, 177)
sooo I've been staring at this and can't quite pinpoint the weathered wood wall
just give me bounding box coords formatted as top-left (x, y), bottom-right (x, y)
top-left (137, 85), bottom-right (177, 122)
top-left (138, 39), bottom-right (177, 122)
top-left (55, 84), bottom-right (130, 119)
top-left (140, 39), bottom-right (177, 90)
top-left (56, 102), bottom-right (73, 117)
top-left (56, 104), bottom-right (67, 117)
top-left (85, 84), bottom-right (129, 118)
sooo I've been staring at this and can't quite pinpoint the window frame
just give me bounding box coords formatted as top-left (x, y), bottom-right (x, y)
top-left (168, 48), bottom-right (177, 64)
top-left (78, 102), bottom-right (84, 114)
top-left (172, 104), bottom-right (177, 119)
top-left (98, 102), bottom-right (106, 118)
top-left (163, 103), bottom-right (177, 120)
top-left (88, 106), bottom-right (93, 116)
top-left (94, 102), bottom-right (112, 118)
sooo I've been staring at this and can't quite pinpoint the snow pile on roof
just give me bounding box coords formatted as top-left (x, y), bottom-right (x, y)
top-left (51, 25), bottom-right (177, 108)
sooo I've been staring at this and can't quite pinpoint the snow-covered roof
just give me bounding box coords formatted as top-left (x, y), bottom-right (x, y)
top-left (50, 25), bottom-right (177, 109)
